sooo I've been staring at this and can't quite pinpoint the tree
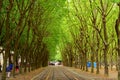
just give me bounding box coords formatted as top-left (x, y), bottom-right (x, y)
top-left (115, 2), bottom-right (120, 80)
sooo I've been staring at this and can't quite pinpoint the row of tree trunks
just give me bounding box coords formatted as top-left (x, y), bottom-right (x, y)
top-left (0, 0), bottom-right (50, 80)
top-left (63, 0), bottom-right (119, 77)
top-left (115, 3), bottom-right (120, 80)
top-left (1, 0), bottom-right (13, 79)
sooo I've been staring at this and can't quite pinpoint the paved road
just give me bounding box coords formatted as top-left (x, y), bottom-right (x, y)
top-left (31, 66), bottom-right (90, 80)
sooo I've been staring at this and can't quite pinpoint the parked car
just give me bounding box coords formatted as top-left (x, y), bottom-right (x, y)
top-left (49, 61), bottom-right (55, 65)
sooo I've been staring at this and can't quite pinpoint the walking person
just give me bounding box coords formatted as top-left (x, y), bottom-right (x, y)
top-left (6, 62), bottom-right (13, 78)
top-left (16, 64), bottom-right (19, 72)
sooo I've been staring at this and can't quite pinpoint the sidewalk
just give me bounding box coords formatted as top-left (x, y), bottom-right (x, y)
top-left (9, 68), bottom-right (45, 80)
top-left (0, 68), bottom-right (45, 80)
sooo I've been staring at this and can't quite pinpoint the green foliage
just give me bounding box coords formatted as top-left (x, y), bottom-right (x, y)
top-left (111, 0), bottom-right (120, 3)
top-left (0, 0), bottom-right (120, 63)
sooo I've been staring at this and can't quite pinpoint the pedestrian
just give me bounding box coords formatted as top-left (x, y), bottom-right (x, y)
top-left (16, 64), bottom-right (19, 72)
top-left (6, 62), bottom-right (13, 78)
top-left (6, 66), bottom-right (11, 77)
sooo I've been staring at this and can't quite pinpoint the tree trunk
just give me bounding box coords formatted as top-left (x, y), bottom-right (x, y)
top-left (110, 52), bottom-right (113, 71)
top-left (91, 53), bottom-right (94, 73)
top-left (115, 3), bottom-right (120, 80)
top-left (19, 54), bottom-right (24, 74)
top-left (82, 54), bottom-right (85, 71)
top-left (2, 2), bottom-right (13, 79)
top-left (85, 53), bottom-right (88, 72)
top-left (99, 0), bottom-right (109, 76)
top-left (104, 45), bottom-right (109, 76)
top-left (1, 47), bottom-right (10, 80)
top-left (96, 33), bottom-right (99, 74)
top-left (96, 52), bottom-right (99, 74)
top-left (102, 10), bottom-right (109, 76)
top-left (100, 52), bottom-right (102, 69)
